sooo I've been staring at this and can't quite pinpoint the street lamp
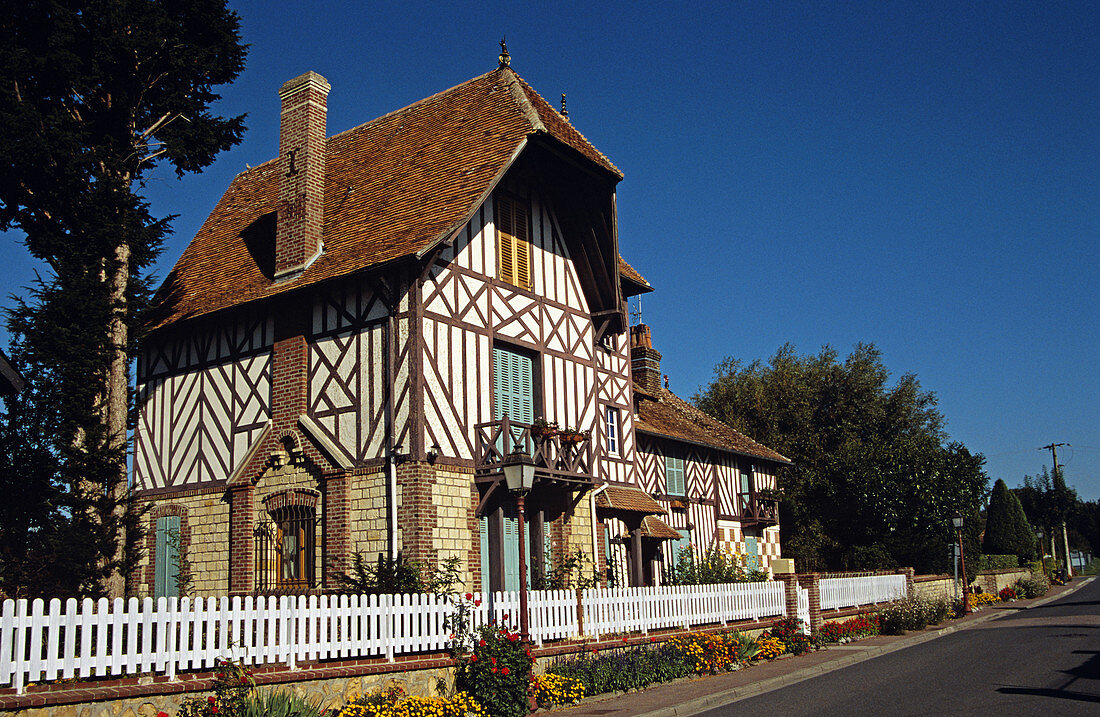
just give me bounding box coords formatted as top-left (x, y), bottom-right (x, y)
top-left (502, 443), bottom-right (536, 642)
top-left (952, 512), bottom-right (970, 614)
top-left (1035, 528), bottom-right (1046, 577)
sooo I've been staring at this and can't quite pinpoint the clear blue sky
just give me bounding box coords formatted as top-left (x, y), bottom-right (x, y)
top-left (2, 1), bottom-right (1097, 498)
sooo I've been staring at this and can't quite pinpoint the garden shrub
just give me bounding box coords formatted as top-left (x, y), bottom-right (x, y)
top-left (999, 586), bottom-right (1017, 601)
top-left (765, 617), bottom-right (813, 655)
top-left (753, 635), bottom-right (785, 660)
top-left (668, 546), bottom-right (768, 585)
top-left (177, 659), bottom-right (254, 717)
top-left (877, 596), bottom-right (929, 635)
top-left (922, 595), bottom-right (953, 625)
top-left (240, 689), bottom-right (326, 717)
top-left (976, 554), bottom-right (1018, 571)
top-left (453, 622), bottom-right (535, 717)
top-left (531, 673), bottom-right (585, 708)
top-left (816, 614), bottom-right (879, 643)
top-left (668, 631), bottom-right (739, 673)
top-left (1014, 573), bottom-right (1049, 599)
top-left (549, 643), bottom-right (691, 695)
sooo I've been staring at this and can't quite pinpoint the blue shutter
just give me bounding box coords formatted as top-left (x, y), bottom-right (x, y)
top-left (493, 346), bottom-right (534, 451)
top-left (154, 515), bottom-right (180, 599)
top-left (745, 537), bottom-right (760, 571)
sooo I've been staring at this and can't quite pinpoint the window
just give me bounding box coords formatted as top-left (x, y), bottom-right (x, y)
top-left (605, 406), bottom-right (620, 456)
top-left (154, 515), bottom-right (181, 599)
top-left (496, 193), bottom-right (531, 290)
top-left (665, 455), bottom-right (685, 496)
top-left (256, 504), bottom-right (317, 592)
top-left (738, 466), bottom-right (752, 512)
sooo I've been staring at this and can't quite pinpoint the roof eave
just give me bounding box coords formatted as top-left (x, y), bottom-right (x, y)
top-left (634, 425), bottom-right (793, 465)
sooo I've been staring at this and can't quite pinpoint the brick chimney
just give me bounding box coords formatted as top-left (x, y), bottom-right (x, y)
top-left (275, 71), bottom-right (330, 280)
top-left (630, 324), bottom-right (662, 394)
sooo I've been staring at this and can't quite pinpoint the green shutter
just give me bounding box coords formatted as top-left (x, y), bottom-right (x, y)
top-left (493, 346), bottom-right (534, 451)
top-left (665, 456), bottom-right (685, 496)
top-left (480, 516), bottom-right (490, 592)
top-left (154, 515), bottom-right (180, 599)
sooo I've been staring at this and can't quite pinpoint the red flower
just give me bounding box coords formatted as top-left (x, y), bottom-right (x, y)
top-left (471, 654), bottom-right (478, 662)
top-left (622, 637), bottom-right (629, 643)
top-left (474, 599), bottom-right (482, 607)
top-left (158, 713), bottom-right (169, 717)
top-left (491, 656), bottom-right (497, 665)
top-left (525, 648), bottom-right (532, 657)
top-left (650, 636), bottom-right (656, 642)
top-left (592, 648), bottom-right (598, 655)
top-left (208, 696), bottom-right (216, 704)
top-left (508, 633), bottom-right (519, 642)
top-left (479, 639), bottom-right (487, 647)
top-left (211, 709), bottom-right (218, 715)
top-left (503, 612), bottom-right (510, 620)
top-left (501, 667), bottom-right (510, 676)
top-left (240, 675), bottom-right (248, 684)
top-left (465, 592), bottom-right (473, 600)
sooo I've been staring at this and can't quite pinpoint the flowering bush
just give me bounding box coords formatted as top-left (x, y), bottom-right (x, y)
top-left (816, 614), bottom-right (879, 643)
top-left (337, 689), bottom-right (486, 717)
top-left (531, 673), bottom-right (585, 708)
top-left (549, 643), bottom-right (691, 695)
top-left (753, 635), bottom-right (785, 660)
top-left (453, 621), bottom-right (535, 717)
top-left (999, 586), bottom-right (1017, 601)
top-left (765, 617), bottom-right (813, 656)
top-left (668, 631), bottom-right (740, 673)
top-left (877, 596), bottom-right (929, 635)
top-left (968, 591), bottom-right (1000, 609)
top-left (176, 658), bottom-right (254, 716)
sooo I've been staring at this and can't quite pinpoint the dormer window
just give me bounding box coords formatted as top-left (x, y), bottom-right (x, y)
top-left (496, 193), bottom-right (532, 290)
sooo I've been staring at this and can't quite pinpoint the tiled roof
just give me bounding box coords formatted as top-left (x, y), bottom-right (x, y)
top-left (640, 515), bottom-right (683, 540)
top-left (618, 257), bottom-right (650, 291)
top-left (151, 67), bottom-right (630, 330)
top-left (595, 485), bottom-right (667, 515)
top-left (635, 386), bottom-right (791, 464)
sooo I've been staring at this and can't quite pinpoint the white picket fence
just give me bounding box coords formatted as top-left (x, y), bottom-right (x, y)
top-left (0, 582), bottom-right (788, 692)
top-left (819, 574), bottom-right (907, 611)
top-left (796, 586), bottom-right (810, 634)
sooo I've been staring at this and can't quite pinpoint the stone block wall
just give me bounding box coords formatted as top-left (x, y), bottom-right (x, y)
top-left (136, 486), bottom-right (230, 598)
top-left (347, 468), bottom-right (389, 559)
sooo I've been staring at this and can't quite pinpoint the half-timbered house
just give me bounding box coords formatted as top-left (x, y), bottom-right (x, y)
top-left (132, 56), bottom-right (790, 598)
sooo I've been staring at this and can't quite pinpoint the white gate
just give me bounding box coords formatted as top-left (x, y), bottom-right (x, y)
top-left (797, 586), bottom-right (810, 634)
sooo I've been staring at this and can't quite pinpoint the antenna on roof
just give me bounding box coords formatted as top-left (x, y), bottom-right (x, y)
top-left (561, 93), bottom-right (568, 118)
top-left (498, 38), bottom-right (510, 68)
top-left (630, 296), bottom-right (642, 326)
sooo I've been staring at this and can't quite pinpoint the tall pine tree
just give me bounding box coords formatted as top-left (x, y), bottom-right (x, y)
top-left (983, 479), bottom-right (1034, 565)
top-left (0, 0), bottom-right (246, 596)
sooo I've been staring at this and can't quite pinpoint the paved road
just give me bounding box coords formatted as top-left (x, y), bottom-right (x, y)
top-left (703, 578), bottom-right (1100, 716)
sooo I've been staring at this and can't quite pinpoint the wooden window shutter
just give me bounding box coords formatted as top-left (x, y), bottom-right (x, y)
top-left (154, 515), bottom-right (180, 599)
top-left (497, 194), bottom-right (532, 290)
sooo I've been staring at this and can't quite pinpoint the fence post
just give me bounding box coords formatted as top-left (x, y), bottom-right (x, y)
top-left (796, 573), bottom-right (823, 630)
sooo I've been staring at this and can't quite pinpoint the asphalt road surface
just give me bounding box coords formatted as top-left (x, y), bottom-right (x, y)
top-left (703, 578), bottom-right (1100, 716)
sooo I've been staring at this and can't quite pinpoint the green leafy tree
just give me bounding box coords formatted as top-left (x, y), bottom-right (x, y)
top-left (695, 343), bottom-right (988, 573)
top-left (0, 0), bottom-right (246, 596)
top-left (982, 479), bottom-right (1034, 565)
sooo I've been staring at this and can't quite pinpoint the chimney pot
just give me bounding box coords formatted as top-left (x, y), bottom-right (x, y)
top-left (630, 324), bottom-right (662, 394)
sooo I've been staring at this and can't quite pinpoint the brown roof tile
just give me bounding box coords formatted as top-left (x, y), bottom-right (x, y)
top-left (595, 485), bottom-right (667, 514)
top-left (635, 386), bottom-right (791, 464)
top-left (640, 515), bottom-right (683, 540)
top-left (152, 68), bottom-right (630, 330)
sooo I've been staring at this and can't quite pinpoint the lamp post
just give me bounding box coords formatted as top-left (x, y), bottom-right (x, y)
top-left (502, 443), bottom-right (536, 642)
top-left (953, 512), bottom-right (970, 614)
top-left (1036, 528), bottom-right (1046, 577)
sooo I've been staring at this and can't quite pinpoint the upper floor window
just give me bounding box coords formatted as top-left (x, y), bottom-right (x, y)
top-left (496, 193), bottom-right (532, 290)
top-left (665, 455), bottom-right (685, 496)
top-left (605, 406), bottom-right (620, 456)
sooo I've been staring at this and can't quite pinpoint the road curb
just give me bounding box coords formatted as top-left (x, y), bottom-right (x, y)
top-left (634, 576), bottom-right (1094, 717)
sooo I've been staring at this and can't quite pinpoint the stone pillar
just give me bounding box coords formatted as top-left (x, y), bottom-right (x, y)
top-left (797, 572), bottom-right (823, 629)
top-left (228, 483), bottom-right (255, 596)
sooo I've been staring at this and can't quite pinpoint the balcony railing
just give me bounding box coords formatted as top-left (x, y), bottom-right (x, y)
top-left (474, 417), bottom-right (595, 489)
top-left (736, 493), bottom-right (779, 527)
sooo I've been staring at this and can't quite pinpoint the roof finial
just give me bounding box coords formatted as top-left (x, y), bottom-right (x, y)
top-left (498, 38), bottom-right (510, 68)
top-left (561, 93), bottom-right (568, 118)
top-left (630, 297), bottom-right (642, 326)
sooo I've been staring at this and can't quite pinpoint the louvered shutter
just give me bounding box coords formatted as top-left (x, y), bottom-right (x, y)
top-left (665, 456), bottom-right (685, 496)
top-left (493, 346), bottom-right (534, 451)
top-left (745, 537), bottom-right (760, 571)
top-left (479, 516), bottom-right (490, 591)
top-left (496, 194), bottom-right (531, 290)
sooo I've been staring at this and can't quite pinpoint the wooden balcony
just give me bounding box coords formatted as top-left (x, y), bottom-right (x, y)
top-left (737, 494), bottom-right (779, 527)
top-left (473, 417), bottom-right (596, 490)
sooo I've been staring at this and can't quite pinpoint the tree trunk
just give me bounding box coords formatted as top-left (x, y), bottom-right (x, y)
top-left (102, 241), bottom-right (130, 598)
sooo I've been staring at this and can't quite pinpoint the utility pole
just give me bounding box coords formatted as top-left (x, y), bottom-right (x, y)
top-left (1041, 442), bottom-right (1073, 578)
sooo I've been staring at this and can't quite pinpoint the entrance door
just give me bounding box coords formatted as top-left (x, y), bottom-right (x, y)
top-left (479, 506), bottom-right (535, 592)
